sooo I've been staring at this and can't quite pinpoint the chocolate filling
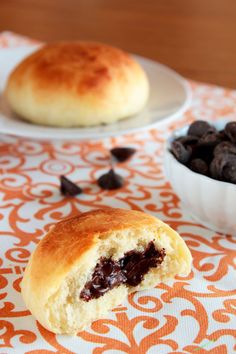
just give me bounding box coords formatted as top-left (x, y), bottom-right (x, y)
top-left (80, 241), bottom-right (165, 302)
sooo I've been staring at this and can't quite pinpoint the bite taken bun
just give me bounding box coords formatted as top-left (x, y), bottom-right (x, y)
top-left (21, 208), bottom-right (192, 335)
top-left (5, 41), bottom-right (149, 127)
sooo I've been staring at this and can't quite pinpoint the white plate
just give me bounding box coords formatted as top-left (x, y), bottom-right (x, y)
top-left (0, 46), bottom-right (191, 140)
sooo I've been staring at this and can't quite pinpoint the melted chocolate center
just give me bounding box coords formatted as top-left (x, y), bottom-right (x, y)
top-left (80, 241), bottom-right (165, 302)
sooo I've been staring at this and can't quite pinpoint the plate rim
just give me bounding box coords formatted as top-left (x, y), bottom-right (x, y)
top-left (0, 46), bottom-right (192, 141)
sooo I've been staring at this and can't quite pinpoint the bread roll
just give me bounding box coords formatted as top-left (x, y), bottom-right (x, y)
top-left (21, 208), bottom-right (192, 335)
top-left (5, 41), bottom-right (149, 127)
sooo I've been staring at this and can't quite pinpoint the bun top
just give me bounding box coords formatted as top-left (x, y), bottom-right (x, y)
top-left (6, 41), bottom-right (149, 126)
top-left (21, 208), bottom-right (160, 306)
top-left (11, 41), bottom-right (140, 94)
top-left (33, 208), bottom-right (158, 269)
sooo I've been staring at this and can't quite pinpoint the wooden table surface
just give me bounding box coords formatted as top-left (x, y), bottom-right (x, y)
top-left (1, 0), bottom-right (235, 88)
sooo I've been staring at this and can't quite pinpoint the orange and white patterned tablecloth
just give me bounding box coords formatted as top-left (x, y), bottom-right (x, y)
top-left (0, 32), bottom-right (235, 354)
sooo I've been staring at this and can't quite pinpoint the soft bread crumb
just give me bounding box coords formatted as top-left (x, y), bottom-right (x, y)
top-left (46, 227), bottom-right (191, 334)
top-left (21, 209), bottom-right (192, 335)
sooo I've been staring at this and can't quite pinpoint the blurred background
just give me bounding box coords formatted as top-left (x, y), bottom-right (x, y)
top-left (0, 0), bottom-right (235, 88)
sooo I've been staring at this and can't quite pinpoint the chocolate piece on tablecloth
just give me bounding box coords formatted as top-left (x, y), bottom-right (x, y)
top-left (97, 168), bottom-right (124, 190)
top-left (110, 147), bottom-right (136, 162)
top-left (60, 176), bottom-right (82, 196)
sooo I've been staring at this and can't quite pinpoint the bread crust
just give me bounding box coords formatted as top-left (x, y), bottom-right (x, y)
top-left (21, 208), bottom-right (192, 334)
top-left (22, 208), bottom-right (159, 299)
top-left (5, 41), bottom-right (149, 126)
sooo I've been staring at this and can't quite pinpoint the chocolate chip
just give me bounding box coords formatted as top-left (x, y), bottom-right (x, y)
top-left (171, 120), bottom-right (236, 185)
top-left (175, 135), bottom-right (198, 146)
top-left (110, 147), bottom-right (136, 162)
top-left (222, 155), bottom-right (236, 183)
top-left (97, 168), bottom-right (124, 190)
top-left (189, 159), bottom-right (208, 175)
top-left (214, 141), bottom-right (236, 156)
top-left (171, 140), bottom-right (192, 164)
top-left (198, 132), bottom-right (222, 147)
top-left (60, 176), bottom-right (82, 196)
top-left (210, 155), bottom-right (225, 180)
top-left (209, 154), bottom-right (236, 182)
top-left (218, 129), bottom-right (229, 141)
top-left (224, 122), bottom-right (236, 143)
top-left (191, 144), bottom-right (213, 164)
top-left (193, 132), bottom-right (222, 164)
top-left (187, 120), bottom-right (216, 138)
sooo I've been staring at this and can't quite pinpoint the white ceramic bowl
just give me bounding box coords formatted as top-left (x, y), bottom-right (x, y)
top-left (164, 120), bottom-right (236, 235)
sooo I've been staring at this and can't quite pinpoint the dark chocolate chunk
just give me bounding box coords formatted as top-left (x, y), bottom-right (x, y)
top-left (218, 129), bottom-right (229, 141)
top-left (80, 241), bottom-right (166, 301)
top-left (176, 135), bottom-right (198, 146)
top-left (80, 258), bottom-right (126, 301)
top-left (214, 141), bottom-right (236, 156)
top-left (191, 144), bottom-right (213, 164)
top-left (110, 147), bottom-right (136, 162)
top-left (171, 120), bottom-right (236, 185)
top-left (193, 132), bottom-right (222, 164)
top-left (189, 159), bottom-right (208, 175)
top-left (97, 169), bottom-right (124, 190)
top-left (210, 155), bottom-right (224, 180)
top-left (222, 155), bottom-right (236, 183)
top-left (198, 132), bottom-right (222, 147)
top-left (224, 122), bottom-right (236, 143)
top-left (60, 176), bottom-right (82, 196)
top-left (171, 140), bottom-right (192, 164)
top-left (120, 242), bottom-right (165, 286)
top-left (187, 120), bottom-right (216, 138)
top-left (209, 153), bottom-right (236, 183)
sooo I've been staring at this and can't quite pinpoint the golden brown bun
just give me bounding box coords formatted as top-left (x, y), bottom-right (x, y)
top-left (21, 208), bottom-right (192, 334)
top-left (5, 41), bottom-right (149, 127)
